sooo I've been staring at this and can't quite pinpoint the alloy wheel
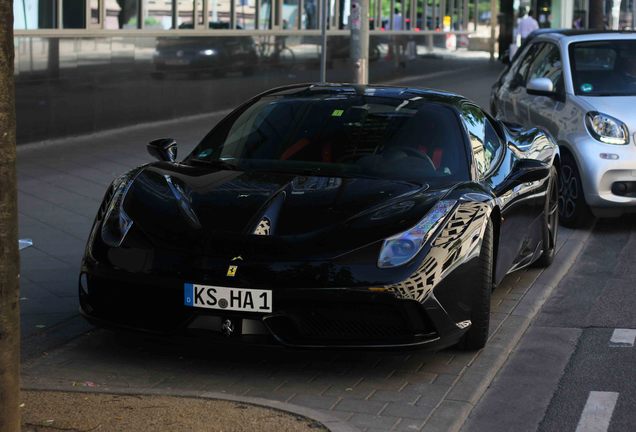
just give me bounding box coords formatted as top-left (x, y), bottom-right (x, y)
top-left (558, 164), bottom-right (578, 220)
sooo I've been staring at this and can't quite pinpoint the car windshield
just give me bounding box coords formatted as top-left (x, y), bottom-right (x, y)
top-left (189, 91), bottom-right (469, 185)
top-left (570, 39), bottom-right (636, 96)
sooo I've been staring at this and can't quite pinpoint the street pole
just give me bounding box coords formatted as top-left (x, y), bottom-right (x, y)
top-left (350, 0), bottom-right (369, 84)
top-left (589, 0), bottom-right (604, 29)
top-left (0, 1), bottom-right (21, 431)
top-left (320, 0), bottom-right (328, 82)
top-left (489, 0), bottom-right (497, 61)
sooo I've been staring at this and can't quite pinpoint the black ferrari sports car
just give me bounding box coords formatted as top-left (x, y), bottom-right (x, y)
top-left (79, 83), bottom-right (559, 350)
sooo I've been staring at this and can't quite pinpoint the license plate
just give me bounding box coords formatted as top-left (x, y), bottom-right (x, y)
top-left (184, 283), bottom-right (272, 313)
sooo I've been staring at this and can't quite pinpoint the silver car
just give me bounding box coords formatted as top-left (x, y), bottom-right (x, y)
top-left (491, 30), bottom-right (636, 227)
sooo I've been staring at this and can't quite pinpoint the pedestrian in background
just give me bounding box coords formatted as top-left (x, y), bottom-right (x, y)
top-left (517, 8), bottom-right (539, 45)
top-left (389, 8), bottom-right (406, 68)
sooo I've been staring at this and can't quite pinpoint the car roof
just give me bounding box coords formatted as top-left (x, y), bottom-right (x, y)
top-left (260, 83), bottom-right (468, 107)
top-left (531, 29), bottom-right (636, 44)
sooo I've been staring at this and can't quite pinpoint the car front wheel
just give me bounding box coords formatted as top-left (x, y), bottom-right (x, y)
top-left (534, 165), bottom-right (558, 267)
top-left (457, 219), bottom-right (493, 351)
top-left (558, 152), bottom-right (592, 228)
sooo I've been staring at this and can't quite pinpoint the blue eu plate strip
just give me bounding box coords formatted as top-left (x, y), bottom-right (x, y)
top-left (184, 283), bottom-right (194, 307)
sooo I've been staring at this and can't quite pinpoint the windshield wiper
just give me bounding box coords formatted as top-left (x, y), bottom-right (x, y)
top-left (189, 158), bottom-right (241, 171)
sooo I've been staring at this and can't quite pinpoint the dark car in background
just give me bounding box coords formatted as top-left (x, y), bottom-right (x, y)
top-left (152, 36), bottom-right (258, 79)
top-left (79, 84), bottom-right (559, 351)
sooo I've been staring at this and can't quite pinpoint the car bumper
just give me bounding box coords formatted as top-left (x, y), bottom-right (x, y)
top-left (78, 264), bottom-right (469, 350)
top-left (571, 134), bottom-right (636, 213)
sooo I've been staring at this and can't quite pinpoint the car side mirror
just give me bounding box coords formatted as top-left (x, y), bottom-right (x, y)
top-left (526, 77), bottom-right (555, 96)
top-left (147, 138), bottom-right (177, 162)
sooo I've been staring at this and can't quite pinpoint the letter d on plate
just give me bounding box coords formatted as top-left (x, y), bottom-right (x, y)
top-left (184, 283), bottom-right (194, 306)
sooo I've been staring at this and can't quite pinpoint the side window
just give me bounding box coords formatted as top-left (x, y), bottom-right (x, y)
top-left (511, 43), bottom-right (544, 88)
top-left (527, 43), bottom-right (563, 93)
top-left (461, 106), bottom-right (490, 178)
top-left (484, 119), bottom-right (503, 170)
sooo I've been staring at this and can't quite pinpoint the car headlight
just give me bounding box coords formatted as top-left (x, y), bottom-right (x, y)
top-left (585, 112), bottom-right (629, 145)
top-left (200, 49), bottom-right (217, 56)
top-left (101, 173), bottom-right (138, 247)
top-left (378, 200), bottom-right (456, 268)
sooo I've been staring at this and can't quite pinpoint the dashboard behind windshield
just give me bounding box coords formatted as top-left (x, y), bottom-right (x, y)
top-left (190, 92), bottom-right (470, 184)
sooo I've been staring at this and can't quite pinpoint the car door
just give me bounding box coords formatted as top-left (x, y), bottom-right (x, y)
top-left (496, 42), bottom-right (543, 123)
top-left (518, 42), bottom-right (565, 135)
top-left (461, 104), bottom-right (539, 283)
top-left (462, 105), bottom-right (529, 281)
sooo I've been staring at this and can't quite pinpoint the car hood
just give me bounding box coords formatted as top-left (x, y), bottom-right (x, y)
top-left (577, 95), bottom-right (636, 132)
top-left (122, 163), bottom-right (447, 259)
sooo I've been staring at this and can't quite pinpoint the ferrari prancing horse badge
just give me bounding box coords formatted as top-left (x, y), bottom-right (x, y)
top-left (226, 265), bottom-right (238, 277)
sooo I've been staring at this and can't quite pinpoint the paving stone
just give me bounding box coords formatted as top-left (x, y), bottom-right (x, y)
top-left (387, 371), bottom-right (437, 384)
top-left (322, 384), bottom-right (376, 400)
top-left (334, 398), bottom-right (386, 415)
top-left (432, 374), bottom-right (460, 386)
top-left (23, 268), bottom-right (78, 284)
top-left (401, 382), bottom-right (450, 400)
top-left (381, 401), bottom-right (434, 419)
top-left (349, 413), bottom-right (400, 430)
top-left (245, 388), bottom-right (296, 402)
top-left (414, 383), bottom-right (452, 408)
top-left (421, 400), bottom-right (472, 432)
top-left (277, 381), bottom-right (331, 396)
top-left (323, 409), bottom-right (354, 422)
top-left (289, 394), bottom-right (341, 411)
top-left (20, 292), bottom-right (77, 316)
top-left (392, 417), bottom-right (426, 431)
top-left (369, 389), bottom-right (420, 404)
top-left (354, 379), bottom-right (408, 392)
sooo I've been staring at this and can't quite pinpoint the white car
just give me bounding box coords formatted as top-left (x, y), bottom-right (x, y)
top-left (491, 30), bottom-right (636, 226)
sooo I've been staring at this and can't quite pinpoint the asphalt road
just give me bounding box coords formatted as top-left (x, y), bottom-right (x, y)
top-left (464, 215), bottom-right (636, 432)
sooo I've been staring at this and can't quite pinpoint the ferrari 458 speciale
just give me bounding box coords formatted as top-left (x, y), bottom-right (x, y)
top-left (80, 83), bottom-right (559, 350)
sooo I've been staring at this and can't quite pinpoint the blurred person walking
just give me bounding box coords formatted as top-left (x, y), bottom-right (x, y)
top-left (517, 8), bottom-right (539, 45)
top-left (390, 8), bottom-right (406, 68)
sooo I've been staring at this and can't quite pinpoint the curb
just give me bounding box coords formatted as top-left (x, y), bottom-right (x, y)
top-left (21, 385), bottom-right (361, 432)
top-left (424, 224), bottom-right (595, 432)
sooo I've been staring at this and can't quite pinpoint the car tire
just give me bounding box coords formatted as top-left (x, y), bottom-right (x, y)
top-left (559, 152), bottom-right (592, 228)
top-left (457, 219), bottom-right (493, 351)
top-left (533, 165), bottom-right (558, 267)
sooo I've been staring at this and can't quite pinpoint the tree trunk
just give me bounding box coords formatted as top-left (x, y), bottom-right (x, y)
top-left (589, 0), bottom-right (605, 29)
top-left (0, 1), bottom-right (21, 432)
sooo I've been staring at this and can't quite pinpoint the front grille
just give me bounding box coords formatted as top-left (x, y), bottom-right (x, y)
top-left (264, 301), bottom-right (437, 345)
top-left (293, 306), bottom-right (407, 339)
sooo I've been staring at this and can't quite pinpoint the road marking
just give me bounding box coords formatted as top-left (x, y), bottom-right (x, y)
top-left (575, 391), bottom-right (619, 432)
top-left (609, 329), bottom-right (636, 347)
